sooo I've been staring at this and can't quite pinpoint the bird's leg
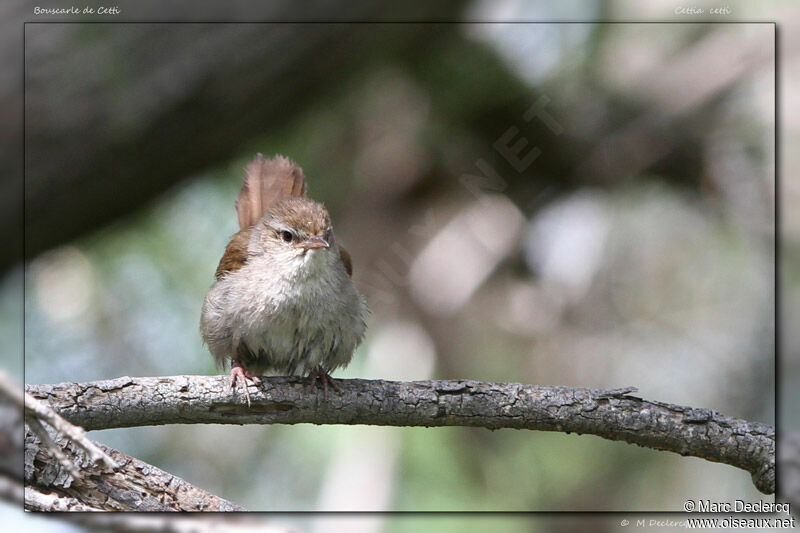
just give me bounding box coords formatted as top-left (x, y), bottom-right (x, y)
top-left (306, 366), bottom-right (340, 400)
top-left (229, 361), bottom-right (261, 406)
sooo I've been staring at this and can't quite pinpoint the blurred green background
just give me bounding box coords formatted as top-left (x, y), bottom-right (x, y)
top-left (5, 0), bottom-right (794, 530)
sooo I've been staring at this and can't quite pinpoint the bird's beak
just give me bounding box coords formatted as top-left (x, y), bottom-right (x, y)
top-left (296, 236), bottom-right (330, 250)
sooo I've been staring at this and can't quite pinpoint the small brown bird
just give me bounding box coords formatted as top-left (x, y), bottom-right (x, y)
top-left (200, 154), bottom-right (367, 403)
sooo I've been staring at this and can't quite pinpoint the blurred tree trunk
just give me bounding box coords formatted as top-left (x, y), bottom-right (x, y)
top-left (17, 1), bottom-right (467, 273)
top-left (16, 12), bottom-right (762, 276)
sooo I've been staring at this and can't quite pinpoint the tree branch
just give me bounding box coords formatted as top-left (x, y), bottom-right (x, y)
top-left (4, 369), bottom-right (245, 512)
top-left (2, 373), bottom-right (288, 523)
top-left (24, 422), bottom-right (246, 512)
top-left (26, 375), bottom-right (774, 495)
top-left (21, 387), bottom-right (119, 477)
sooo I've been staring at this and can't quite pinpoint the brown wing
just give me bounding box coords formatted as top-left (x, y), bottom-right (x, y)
top-left (215, 228), bottom-right (251, 280)
top-left (339, 245), bottom-right (353, 277)
top-left (235, 154), bottom-right (307, 230)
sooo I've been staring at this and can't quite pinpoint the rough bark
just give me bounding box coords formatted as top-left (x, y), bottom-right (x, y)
top-left (26, 375), bottom-right (775, 495)
top-left (24, 423), bottom-right (245, 512)
top-left (22, 386), bottom-right (119, 478)
top-left (0, 370), bottom-right (242, 512)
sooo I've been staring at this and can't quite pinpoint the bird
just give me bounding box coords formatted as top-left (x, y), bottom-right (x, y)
top-left (200, 154), bottom-right (367, 404)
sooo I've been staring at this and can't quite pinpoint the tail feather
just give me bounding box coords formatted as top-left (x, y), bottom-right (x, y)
top-left (236, 154), bottom-right (307, 230)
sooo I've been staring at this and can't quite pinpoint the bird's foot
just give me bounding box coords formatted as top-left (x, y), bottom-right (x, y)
top-left (306, 367), bottom-right (340, 400)
top-left (229, 361), bottom-right (262, 407)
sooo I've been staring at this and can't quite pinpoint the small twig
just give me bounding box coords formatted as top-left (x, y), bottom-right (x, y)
top-left (22, 389), bottom-right (119, 473)
top-left (25, 416), bottom-right (81, 479)
top-left (1, 371), bottom-right (118, 477)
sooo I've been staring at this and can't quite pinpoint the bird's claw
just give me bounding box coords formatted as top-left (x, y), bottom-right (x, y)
top-left (306, 367), bottom-right (340, 400)
top-left (229, 362), bottom-right (261, 407)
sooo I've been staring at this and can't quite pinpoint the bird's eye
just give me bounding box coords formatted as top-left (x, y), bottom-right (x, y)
top-left (280, 230), bottom-right (293, 243)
